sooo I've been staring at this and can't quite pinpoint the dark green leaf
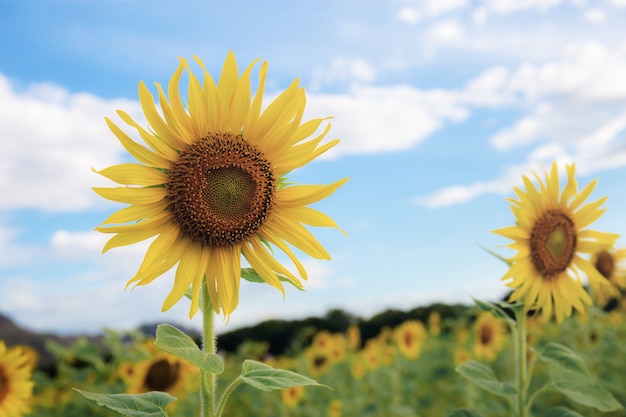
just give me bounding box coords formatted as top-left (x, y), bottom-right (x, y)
top-left (74, 389), bottom-right (175, 417)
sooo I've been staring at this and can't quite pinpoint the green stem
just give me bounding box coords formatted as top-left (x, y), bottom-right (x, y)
top-left (215, 378), bottom-right (244, 417)
top-left (515, 309), bottom-right (528, 417)
top-left (200, 281), bottom-right (216, 417)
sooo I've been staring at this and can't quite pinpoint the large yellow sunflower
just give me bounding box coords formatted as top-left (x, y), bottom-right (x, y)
top-left (494, 162), bottom-right (619, 323)
top-left (0, 341), bottom-right (34, 417)
top-left (94, 52), bottom-right (347, 317)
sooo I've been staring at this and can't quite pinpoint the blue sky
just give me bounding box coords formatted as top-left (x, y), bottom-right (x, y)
top-left (2, 0), bottom-right (626, 335)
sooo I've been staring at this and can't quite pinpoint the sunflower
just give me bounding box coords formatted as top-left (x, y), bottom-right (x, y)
top-left (473, 312), bottom-right (507, 362)
top-left (0, 341), bottom-right (34, 417)
top-left (453, 348), bottom-right (471, 366)
top-left (328, 399), bottom-right (343, 417)
top-left (94, 52), bottom-right (347, 317)
top-left (590, 246), bottom-right (626, 307)
top-left (393, 320), bottom-right (427, 360)
top-left (281, 385), bottom-right (305, 409)
top-left (494, 162), bottom-right (619, 323)
top-left (126, 352), bottom-right (198, 398)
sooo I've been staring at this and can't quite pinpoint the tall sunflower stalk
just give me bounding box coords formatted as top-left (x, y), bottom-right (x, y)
top-left (79, 52), bottom-right (344, 417)
top-left (453, 162), bottom-right (623, 417)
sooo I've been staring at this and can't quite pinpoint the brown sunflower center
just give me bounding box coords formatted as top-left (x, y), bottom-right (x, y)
top-left (167, 132), bottom-right (275, 247)
top-left (480, 324), bottom-right (493, 345)
top-left (530, 209), bottom-right (577, 278)
top-left (144, 359), bottom-right (180, 392)
top-left (404, 331), bottom-right (416, 348)
top-left (594, 250), bottom-right (614, 279)
top-left (0, 368), bottom-right (8, 402)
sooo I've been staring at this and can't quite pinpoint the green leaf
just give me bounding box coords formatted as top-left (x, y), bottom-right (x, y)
top-left (456, 360), bottom-right (517, 397)
top-left (479, 244), bottom-right (511, 266)
top-left (552, 377), bottom-right (622, 412)
top-left (472, 298), bottom-right (515, 324)
top-left (239, 359), bottom-right (330, 392)
top-left (544, 407), bottom-right (586, 417)
top-left (534, 343), bottom-right (591, 378)
top-left (447, 408), bottom-right (489, 417)
top-left (74, 389), bottom-right (175, 417)
top-left (241, 268), bottom-right (302, 290)
top-left (154, 324), bottom-right (223, 374)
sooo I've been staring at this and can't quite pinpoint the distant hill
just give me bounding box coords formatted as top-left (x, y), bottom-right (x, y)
top-left (0, 302), bottom-right (474, 371)
top-left (0, 313), bottom-right (102, 370)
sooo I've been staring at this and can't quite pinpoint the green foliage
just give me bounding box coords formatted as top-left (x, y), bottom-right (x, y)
top-left (240, 267), bottom-right (302, 290)
top-left (155, 324), bottom-right (223, 374)
top-left (239, 359), bottom-right (329, 392)
top-left (74, 389), bottom-right (176, 417)
top-left (534, 343), bottom-right (622, 412)
top-left (543, 407), bottom-right (586, 417)
top-left (447, 409), bottom-right (489, 417)
top-left (455, 360), bottom-right (517, 397)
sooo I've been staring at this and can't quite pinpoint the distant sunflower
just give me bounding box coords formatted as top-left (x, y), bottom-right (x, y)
top-left (328, 399), bottom-right (343, 417)
top-left (393, 320), bottom-right (427, 360)
top-left (590, 247), bottom-right (626, 307)
top-left (281, 385), bottom-right (304, 409)
top-left (126, 353), bottom-right (197, 398)
top-left (494, 162), bottom-right (619, 323)
top-left (0, 341), bottom-right (34, 417)
top-left (473, 312), bottom-right (506, 362)
top-left (94, 52), bottom-right (347, 317)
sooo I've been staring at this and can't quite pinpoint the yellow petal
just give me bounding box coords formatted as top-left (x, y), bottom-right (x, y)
top-left (117, 110), bottom-right (180, 161)
top-left (277, 178), bottom-right (349, 208)
top-left (100, 201), bottom-right (167, 225)
top-left (94, 164), bottom-right (168, 186)
top-left (162, 244), bottom-right (202, 312)
top-left (93, 186), bottom-right (166, 205)
top-left (105, 118), bottom-right (170, 168)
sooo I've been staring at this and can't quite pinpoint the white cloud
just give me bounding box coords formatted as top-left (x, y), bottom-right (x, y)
top-left (307, 85), bottom-right (468, 156)
top-left (311, 57), bottom-right (376, 89)
top-left (413, 54), bottom-right (626, 214)
top-left (483, 0), bottom-right (565, 14)
top-left (0, 223), bottom-right (38, 267)
top-left (397, 0), bottom-right (469, 24)
top-left (397, 6), bottom-right (421, 24)
top-left (583, 8), bottom-right (606, 23)
top-left (425, 18), bottom-right (466, 44)
top-left (471, 7), bottom-right (489, 25)
top-left (0, 74), bottom-right (143, 212)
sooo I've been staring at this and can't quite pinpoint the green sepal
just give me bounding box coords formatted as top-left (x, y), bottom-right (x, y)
top-left (447, 409), bottom-right (489, 417)
top-left (455, 360), bottom-right (517, 397)
top-left (472, 298), bottom-right (516, 325)
top-left (155, 324), bottom-right (224, 374)
top-left (543, 407), bottom-right (586, 417)
top-left (74, 389), bottom-right (175, 417)
top-left (239, 359), bottom-right (330, 392)
top-left (241, 268), bottom-right (303, 290)
top-left (479, 244), bottom-right (511, 266)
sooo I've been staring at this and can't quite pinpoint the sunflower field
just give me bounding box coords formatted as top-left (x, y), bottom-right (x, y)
top-left (5, 299), bottom-right (625, 417)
